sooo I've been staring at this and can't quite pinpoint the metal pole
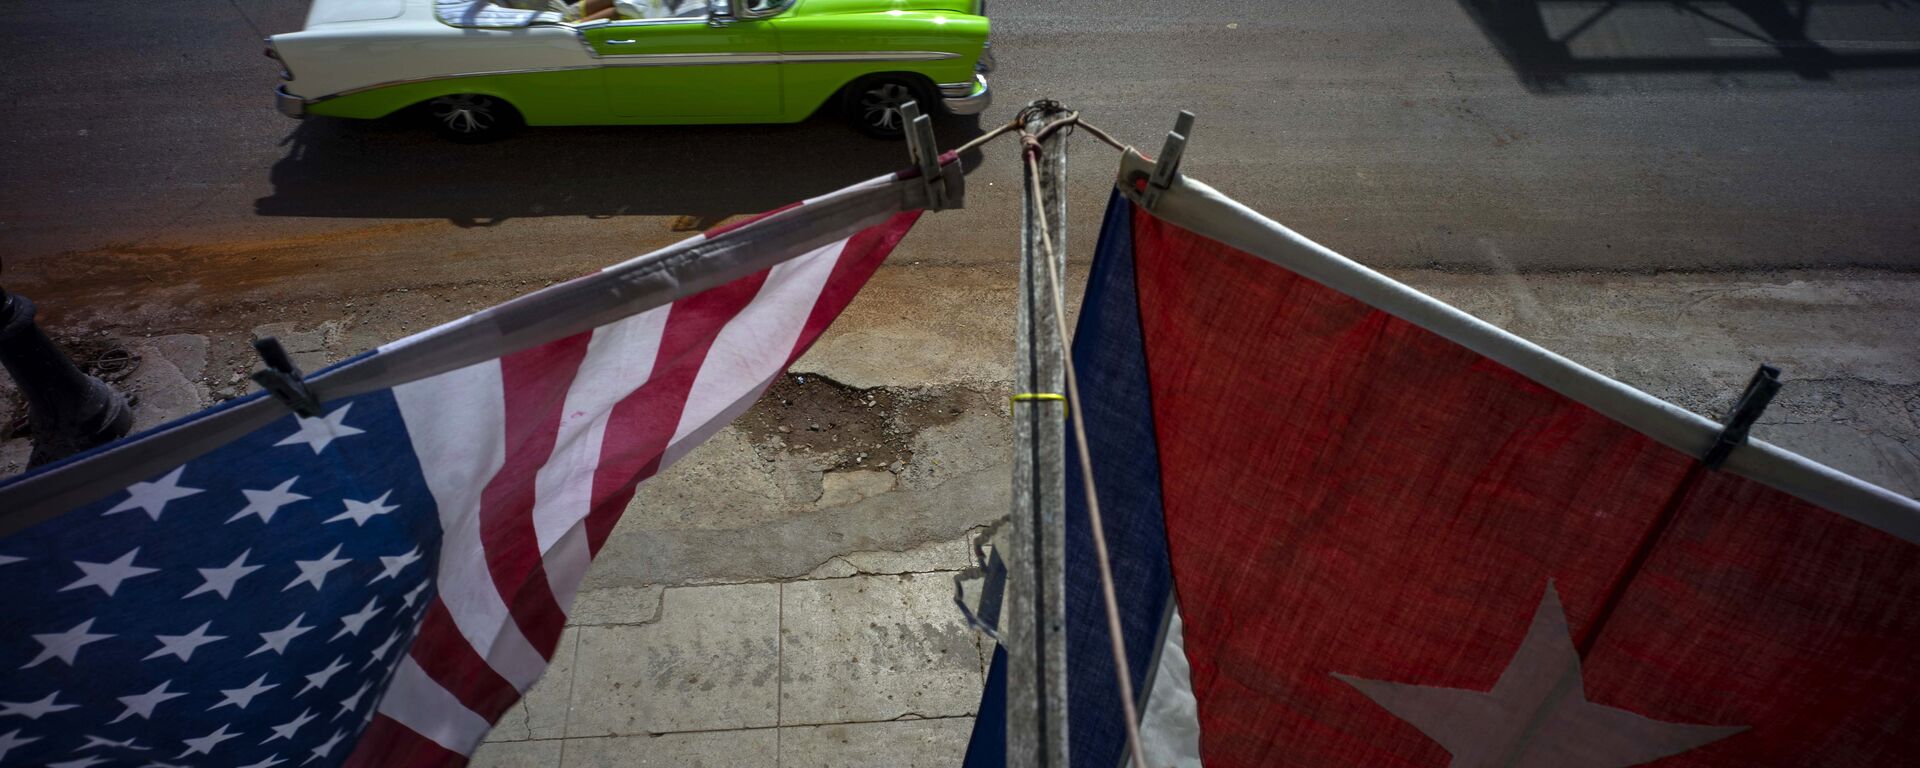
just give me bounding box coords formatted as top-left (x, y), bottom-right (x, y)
top-left (0, 286), bottom-right (132, 468)
top-left (1007, 101), bottom-right (1071, 768)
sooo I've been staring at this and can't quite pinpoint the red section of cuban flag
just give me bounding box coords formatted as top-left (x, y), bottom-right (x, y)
top-left (340, 210), bottom-right (919, 767)
top-left (1126, 207), bottom-right (1920, 766)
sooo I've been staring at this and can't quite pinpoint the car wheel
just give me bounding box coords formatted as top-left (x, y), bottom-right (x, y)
top-left (845, 77), bottom-right (929, 139)
top-left (426, 94), bottom-right (521, 143)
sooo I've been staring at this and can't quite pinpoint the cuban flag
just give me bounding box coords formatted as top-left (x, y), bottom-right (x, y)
top-left (966, 152), bottom-right (1920, 766)
top-left (0, 165), bottom-right (955, 767)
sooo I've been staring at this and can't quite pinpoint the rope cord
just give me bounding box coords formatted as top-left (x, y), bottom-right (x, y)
top-left (947, 110), bottom-right (1134, 159)
top-left (1022, 117), bottom-right (1150, 768)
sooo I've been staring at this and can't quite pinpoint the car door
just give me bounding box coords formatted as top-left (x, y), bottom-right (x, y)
top-left (580, 11), bottom-right (783, 120)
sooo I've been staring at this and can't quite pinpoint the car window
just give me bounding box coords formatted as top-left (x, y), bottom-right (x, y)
top-left (741, 0), bottom-right (795, 18)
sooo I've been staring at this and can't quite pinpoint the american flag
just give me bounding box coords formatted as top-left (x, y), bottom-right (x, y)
top-left (0, 168), bottom-right (946, 767)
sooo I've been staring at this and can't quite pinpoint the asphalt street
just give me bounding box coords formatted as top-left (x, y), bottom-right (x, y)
top-left (5, 1), bottom-right (1920, 299)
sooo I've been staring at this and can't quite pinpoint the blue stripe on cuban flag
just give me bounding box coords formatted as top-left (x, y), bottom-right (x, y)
top-left (963, 190), bottom-right (1200, 767)
top-left (0, 388), bottom-right (439, 768)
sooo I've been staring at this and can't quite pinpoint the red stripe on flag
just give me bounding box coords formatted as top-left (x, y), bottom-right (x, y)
top-left (341, 714), bottom-right (466, 768)
top-left (477, 333), bottom-right (593, 660)
top-left (781, 211), bottom-right (921, 368)
top-left (583, 270), bottom-right (773, 554)
top-left (406, 599), bottom-right (522, 724)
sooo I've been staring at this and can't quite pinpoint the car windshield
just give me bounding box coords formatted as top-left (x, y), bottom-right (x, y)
top-left (437, 1), bottom-right (562, 28)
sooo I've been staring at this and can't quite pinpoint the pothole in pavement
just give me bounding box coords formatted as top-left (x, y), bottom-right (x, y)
top-left (736, 373), bottom-right (981, 472)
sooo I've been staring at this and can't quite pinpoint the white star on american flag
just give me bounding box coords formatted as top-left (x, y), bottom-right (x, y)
top-left (282, 545), bottom-right (351, 592)
top-left (273, 405), bottom-right (365, 454)
top-left (209, 674), bottom-right (278, 712)
top-left (185, 549), bottom-right (263, 600)
top-left (324, 491), bottom-right (398, 527)
top-left (176, 723), bottom-right (241, 758)
top-left (102, 467), bottom-right (203, 521)
top-left (0, 691), bottom-right (79, 719)
top-left (78, 734), bottom-right (148, 751)
top-left (332, 681), bottom-right (373, 722)
top-left (401, 580), bottom-right (429, 609)
top-left (144, 621), bottom-right (227, 663)
top-left (24, 618), bottom-right (113, 668)
top-left (261, 708), bottom-right (317, 744)
top-left (295, 657), bottom-right (349, 698)
top-left (228, 477), bottom-right (309, 524)
top-left (303, 729), bottom-right (345, 765)
top-left (330, 598), bottom-right (384, 641)
top-left (369, 546), bottom-right (422, 583)
top-left (362, 629), bottom-right (404, 671)
top-left (249, 614), bottom-right (315, 658)
top-left (111, 680), bottom-right (186, 723)
top-left (0, 729), bottom-right (41, 760)
top-left (59, 548), bottom-right (159, 597)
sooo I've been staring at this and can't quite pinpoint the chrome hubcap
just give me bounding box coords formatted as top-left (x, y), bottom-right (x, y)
top-left (430, 95), bottom-right (497, 134)
top-left (859, 83), bottom-right (913, 132)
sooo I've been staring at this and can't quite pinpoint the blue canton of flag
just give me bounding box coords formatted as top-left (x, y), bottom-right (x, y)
top-left (1, 392), bottom-right (440, 768)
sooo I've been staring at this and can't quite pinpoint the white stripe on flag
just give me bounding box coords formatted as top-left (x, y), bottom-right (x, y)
top-left (527, 305), bottom-right (672, 612)
top-left (1138, 603), bottom-right (1204, 767)
top-left (376, 656), bottom-right (494, 755)
top-left (662, 239), bottom-right (845, 463)
top-left (392, 359), bottom-right (548, 691)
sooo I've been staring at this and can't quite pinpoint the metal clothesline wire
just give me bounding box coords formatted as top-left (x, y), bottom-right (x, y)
top-left (952, 110), bottom-right (1134, 157)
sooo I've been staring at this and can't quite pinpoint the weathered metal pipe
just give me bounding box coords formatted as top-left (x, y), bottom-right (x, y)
top-left (0, 286), bottom-right (132, 468)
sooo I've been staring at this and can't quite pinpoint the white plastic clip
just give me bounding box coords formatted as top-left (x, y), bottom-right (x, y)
top-left (1143, 110), bottom-right (1194, 210)
top-left (901, 99), bottom-right (949, 211)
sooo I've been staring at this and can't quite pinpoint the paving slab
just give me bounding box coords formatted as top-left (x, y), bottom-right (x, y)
top-left (560, 730), bottom-right (779, 768)
top-left (780, 717), bottom-right (975, 768)
top-left (568, 583), bottom-right (781, 737)
top-left (469, 739), bottom-right (564, 768)
top-left (781, 573), bottom-right (983, 726)
top-left (123, 333), bottom-right (210, 431)
top-left (568, 584), bottom-right (667, 627)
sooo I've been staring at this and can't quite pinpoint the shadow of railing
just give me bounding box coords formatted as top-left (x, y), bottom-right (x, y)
top-left (254, 112), bottom-right (987, 228)
top-left (1458, 0), bottom-right (1920, 92)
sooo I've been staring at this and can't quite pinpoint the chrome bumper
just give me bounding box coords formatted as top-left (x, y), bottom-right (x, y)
top-left (276, 85), bottom-right (307, 119)
top-left (941, 74), bottom-right (991, 116)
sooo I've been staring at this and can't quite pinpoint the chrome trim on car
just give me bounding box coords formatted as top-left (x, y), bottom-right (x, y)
top-left (938, 81), bottom-right (975, 98)
top-left (594, 50), bottom-right (960, 66)
top-left (942, 73), bottom-right (990, 116)
top-left (600, 52), bottom-right (786, 66)
top-left (309, 66), bottom-right (599, 103)
top-left (779, 50), bottom-right (961, 64)
top-left (275, 85), bottom-right (307, 118)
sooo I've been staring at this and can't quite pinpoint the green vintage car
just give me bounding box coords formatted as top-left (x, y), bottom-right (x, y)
top-left (268, 0), bottom-right (993, 140)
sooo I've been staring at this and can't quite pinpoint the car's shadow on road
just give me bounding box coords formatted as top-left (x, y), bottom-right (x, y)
top-left (254, 112), bottom-right (989, 228)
